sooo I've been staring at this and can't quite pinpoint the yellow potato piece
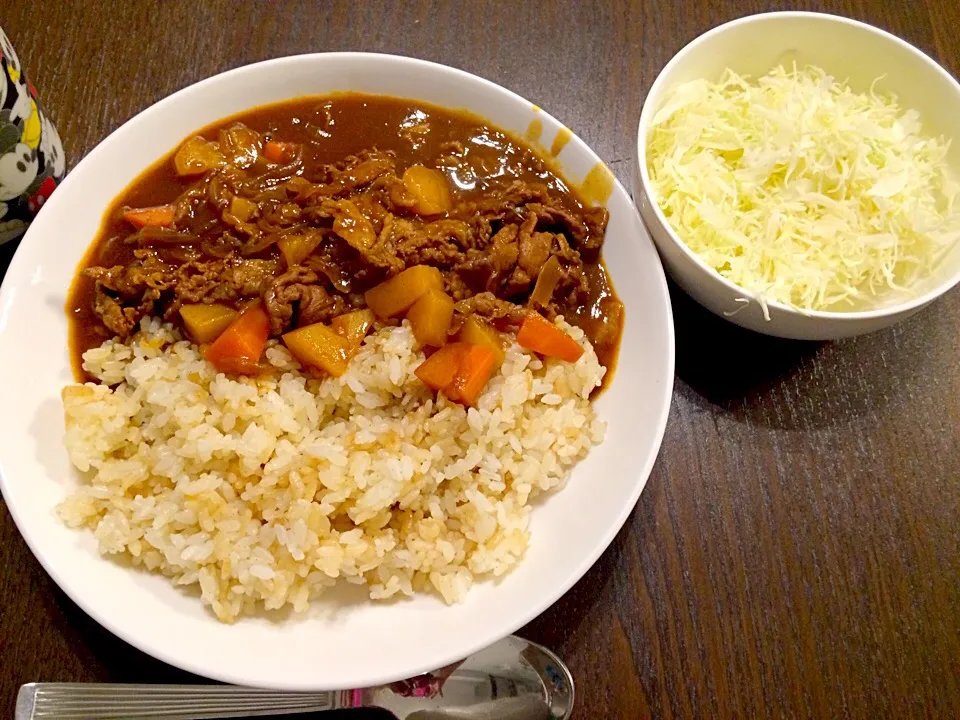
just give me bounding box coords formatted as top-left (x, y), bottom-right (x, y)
top-left (278, 234), bottom-right (322, 267)
top-left (229, 196), bottom-right (258, 223)
top-left (458, 315), bottom-right (505, 370)
top-left (283, 322), bottom-right (351, 377)
top-left (330, 309), bottom-right (376, 348)
top-left (174, 136), bottom-right (226, 176)
top-left (407, 288), bottom-right (454, 347)
top-left (402, 165), bottom-right (452, 216)
top-left (364, 265), bottom-right (444, 318)
top-left (179, 304), bottom-right (238, 344)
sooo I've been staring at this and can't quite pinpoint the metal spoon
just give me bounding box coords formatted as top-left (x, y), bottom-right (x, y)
top-left (16, 635), bottom-right (573, 720)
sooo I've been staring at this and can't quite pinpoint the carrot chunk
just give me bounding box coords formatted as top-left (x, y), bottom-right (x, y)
top-left (447, 344), bottom-right (496, 406)
top-left (264, 140), bottom-right (297, 163)
top-left (122, 204), bottom-right (176, 229)
top-left (415, 342), bottom-right (467, 391)
top-left (457, 315), bottom-right (505, 370)
top-left (516, 312), bottom-right (584, 362)
top-left (203, 303), bottom-right (271, 375)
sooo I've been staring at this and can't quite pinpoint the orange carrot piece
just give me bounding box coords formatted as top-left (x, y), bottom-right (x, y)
top-left (203, 303), bottom-right (271, 375)
top-left (516, 312), bottom-right (584, 362)
top-left (415, 342), bottom-right (467, 391)
top-left (122, 204), bottom-right (176, 229)
top-left (447, 344), bottom-right (496, 406)
top-left (457, 315), bottom-right (505, 370)
top-left (264, 141), bottom-right (297, 164)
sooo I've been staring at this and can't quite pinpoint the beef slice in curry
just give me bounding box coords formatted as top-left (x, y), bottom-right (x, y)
top-left (68, 94), bottom-right (623, 386)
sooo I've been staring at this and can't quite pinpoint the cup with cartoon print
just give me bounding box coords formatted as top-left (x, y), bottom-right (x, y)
top-left (0, 27), bottom-right (65, 245)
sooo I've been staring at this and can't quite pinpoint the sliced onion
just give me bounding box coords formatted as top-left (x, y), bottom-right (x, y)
top-left (529, 255), bottom-right (562, 306)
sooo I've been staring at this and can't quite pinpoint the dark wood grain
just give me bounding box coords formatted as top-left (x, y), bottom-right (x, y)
top-left (2, 1), bottom-right (959, 717)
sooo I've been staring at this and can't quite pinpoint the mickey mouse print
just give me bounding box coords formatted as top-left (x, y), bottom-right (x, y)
top-left (0, 27), bottom-right (65, 244)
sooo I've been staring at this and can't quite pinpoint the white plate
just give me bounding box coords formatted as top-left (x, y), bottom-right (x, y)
top-left (0, 53), bottom-right (674, 690)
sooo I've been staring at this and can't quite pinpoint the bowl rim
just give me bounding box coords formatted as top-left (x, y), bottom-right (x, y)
top-left (0, 50), bottom-right (676, 689)
top-left (636, 10), bottom-right (960, 321)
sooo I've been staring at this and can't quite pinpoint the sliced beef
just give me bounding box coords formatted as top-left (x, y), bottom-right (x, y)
top-left (452, 249), bottom-right (495, 296)
top-left (502, 214), bottom-right (541, 297)
top-left (85, 263), bottom-right (168, 338)
top-left (389, 218), bottom-right (475, 268)
top-left (518, 228), bottom-right (553, 279)
top-left (443, 272), bottom-right (474, 302)
top-left (396, 233), bottom-right (462, 267)
top-left (263, 266), bottom-right (346, 334)
top-left (92, 289), bottom-right (138, 337)
top-left (85, 254), bottom-right (281, 335)
top-left (314, 199), bottom-right (404, 276)
top-left (424, 219), bottom-right (474, 249)
top-left (88, 276), bottom-right (165, 338)
top-left (580, 206), bottom-right (609, 254)
top-left (298, 285), bottom-right (345, 327)
top-left (171, 257), bottom-right (278, 305)
top-left (85, 264), bottom-right (163, 297)
top-left (310, 150), bottom-right (396, 196)
top-left (525, 202), bottom-right (588, 244)
top-left (201, 231), bottom-right (243, 258)
top-left (487, 224), bottom-right (519, 287)
top-left (228, 259), bottom-right (280, 296)
top-left (453, 179), bottom-right (608, 258)
top-left (528, 233), bottom-right (588, 310)
top-left (454, 292), bottom-right (527, 328)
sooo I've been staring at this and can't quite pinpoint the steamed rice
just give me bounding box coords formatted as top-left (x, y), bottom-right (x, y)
top-left (59, 316), bottom-right (605, 622)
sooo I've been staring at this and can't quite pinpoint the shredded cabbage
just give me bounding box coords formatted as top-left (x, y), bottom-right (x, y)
top-left (646, 65), bottom-right (960, 314)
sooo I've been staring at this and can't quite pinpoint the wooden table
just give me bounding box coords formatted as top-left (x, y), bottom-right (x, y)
top-left (1, 1), bottom-right (958, 717)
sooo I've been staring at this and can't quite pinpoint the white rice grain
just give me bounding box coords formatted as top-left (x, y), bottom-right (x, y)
top-left (60, 317), bottom-right (606, 622)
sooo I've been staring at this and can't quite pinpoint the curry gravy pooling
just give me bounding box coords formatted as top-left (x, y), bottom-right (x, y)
top-left (67, 93), bottom-right (623, 387)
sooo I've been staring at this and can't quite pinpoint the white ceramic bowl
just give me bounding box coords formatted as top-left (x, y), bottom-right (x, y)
top-left (0, 54), bottom-right (674, 689)
top-left (635, 11), bottom-right (960, 340)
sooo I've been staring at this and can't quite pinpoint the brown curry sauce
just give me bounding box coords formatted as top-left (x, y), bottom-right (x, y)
top-left (67, 94), bottom-right (623, 388)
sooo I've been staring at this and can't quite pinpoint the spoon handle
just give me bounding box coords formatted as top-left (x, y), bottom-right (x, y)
top-left (16, 683), bottom-right (353, 719)
top-left (17, 636), bottom-right (573, 720)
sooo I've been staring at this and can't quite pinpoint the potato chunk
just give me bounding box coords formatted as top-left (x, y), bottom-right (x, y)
top-left (330, 309), bottom-right (376, 348)
top-left (179, 303), bottom-right (238, 344)
top-left (282, 322), bottom-right (351, 377)
top-left (407, 288), bottom-right (454, 347)
top-left (278, 234), bottom-right (322, 267)
top-left (229, 196), bottom-right (258, 223)
top-left (364, 265), bottom-right (444, 318)
top-left (402, 165), bottom-right (452, 216)
top-left (174, 136), bottom-right (226, 176)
